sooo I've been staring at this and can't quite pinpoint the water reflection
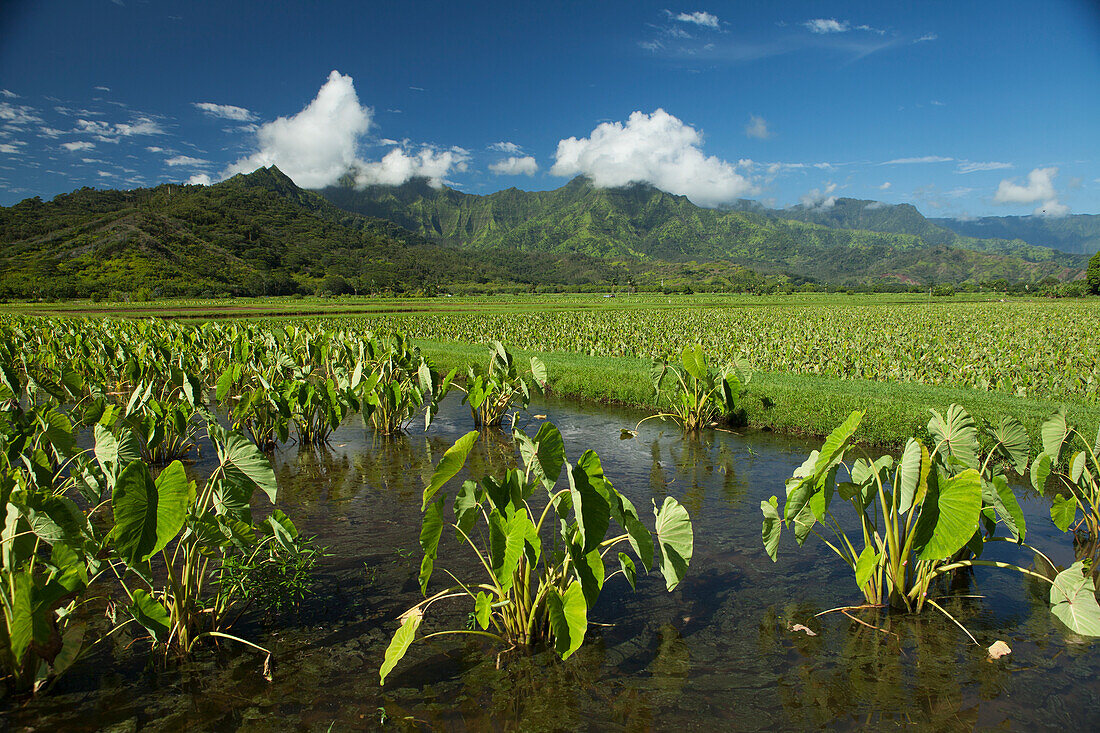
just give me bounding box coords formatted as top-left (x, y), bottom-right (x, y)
top-left (5, 394), bottom-right (1100, 731)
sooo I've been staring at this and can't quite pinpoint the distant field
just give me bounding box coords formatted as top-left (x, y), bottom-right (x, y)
top-left (6, 292), bottom-right (1098, 443)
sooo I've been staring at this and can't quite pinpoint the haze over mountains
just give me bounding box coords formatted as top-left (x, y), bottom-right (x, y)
top-left (0, 166), bottom-right (1094, 298)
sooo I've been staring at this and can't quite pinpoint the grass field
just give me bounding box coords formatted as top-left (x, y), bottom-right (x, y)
top-left (5, 292), bottom-right (1098, 446)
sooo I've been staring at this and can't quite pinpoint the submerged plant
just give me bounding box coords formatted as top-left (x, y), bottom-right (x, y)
top-left (761, 405), bottom-right (1100, 638)
top-left (379, 423), bottom-right (693, 684)
top-left (643, 344), bottom-right (750, 432)
top-left (459, 341), bottom-right (547, 429)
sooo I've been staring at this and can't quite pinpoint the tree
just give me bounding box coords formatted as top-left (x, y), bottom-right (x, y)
top-left (1087, 252), bottom-right (1100, 295)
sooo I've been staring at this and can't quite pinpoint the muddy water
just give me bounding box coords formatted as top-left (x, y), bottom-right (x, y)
top-left (5, 396), bottom-right (1100, 731)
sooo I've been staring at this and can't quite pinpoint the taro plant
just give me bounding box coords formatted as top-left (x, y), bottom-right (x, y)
top-left (283, 376), bottom-right (358, 446)
top-left (459, 341), bottom-right (547, 429)
top-left (358, 333), bottom-right (455, 435)
top-left (379, 423), bottom-right (693, 684)
top-left (1030, 409), bottom-right (1100, 541)
top-left (761, 406), bottom-right (1100, 637)
top-left (642, 344), bottom-right (750, 432)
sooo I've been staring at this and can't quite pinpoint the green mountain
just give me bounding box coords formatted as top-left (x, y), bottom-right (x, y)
top-left (317, 176), bottom-right (1083, 284)
top-left (0, 166), bottom-right (624, 298)
top-left (931, 214), bottom-right (1100, 255)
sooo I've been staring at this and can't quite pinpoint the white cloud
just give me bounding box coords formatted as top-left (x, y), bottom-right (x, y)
top-left (38, 126), bottom-right (64, 138)
top-left (490, 141), bottom-right (522, 154)
top-left (956, 161), bottom-right (1012, 174)
top-left (224, 70), bottom-right (372, 187)
top-left (0, 89), bottom-right (18, 98)
top-left (879, 182), bottom-right (892, 190)
top-left (673, 11), bottom-right (720, 29)
top-left (187, 173), bottom-right (213, 186)
top-left (146, 146), bottom-right (165, 153)
top-left (74, 116), bottom-right (164, 138)
top-left (62, 141), bottom-right (95, 151)
top-left (0, 102), bottom-right (43, 125)
top-left (1035, 200), bottom-right (1070, 217)
top-left (865, 201), bottom-right (888, 210)
top-left (855, 24), bottom-right (886, 35)
top-left (193, 102), bottom-right (257, 122)
top-left (744, 115), bottom-right (771, 139)
top-left (799, 182), bottom-right (837, 209)
top-left (550, 109), bottom-right (755, 207)
top-left (994, 166), bottom-right (1058, 204)
top-left (355, 146), bottom-right (469, 187)
top-left (0, 142), bottom-right (25, 154)
top-left (97, 171), bottom-right (113, 177)
top-left (94, 85), bottom-right (110, 92)
top-left (804, 18), bottom-right (849, 34)
top-left (914, 33), bottom-right (938, 43)
top-left (166, 155), bottom-right (210, 166)
top-left (882, 155), bottom-right (953, 165)
top-left (489, 155), bottom-right (538, 176)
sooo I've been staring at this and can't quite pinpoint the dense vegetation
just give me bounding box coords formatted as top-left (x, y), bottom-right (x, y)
top-left (319, 176), bottom-right (1084, 284)
top-left (935, 212), bottom-right (1100, 255)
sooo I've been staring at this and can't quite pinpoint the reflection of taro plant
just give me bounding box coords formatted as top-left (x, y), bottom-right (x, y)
top-left (642, 344), bottom-right (750, 432)
top-left (379, 423), bottom-right (694, 684)
top-left (761, 405), bottom-right (1100, 637)
top-left (459, 342), bottom-right (547, 429)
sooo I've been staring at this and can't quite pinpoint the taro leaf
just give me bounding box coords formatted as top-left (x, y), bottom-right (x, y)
top-left (928, 405), bottom-right (979, 470)
top-left (379, 610), bottom-right (422, 685)
top-left (568, 542), bottom-right (606, 607)
top-left (654, 496), bottom-right (693, 591)
top-left (422, 431), bottom-right (479, 511)
top-left (1031, 452), bottom-right (1053, 495)
top-left (453, 480), bottom-right (482, 536)
top-left (547, 581), bottom-right (587, 660)
top-left (761, 496), bottom-right (781, 562)
top-left (219, 432), bottom-right (277, 504)
top-left (989, 474), bottom-right (1026, 542)
top-left (1041, 410), bottom-right (1069, 464)
top-left (8, 570), bottom-right (33, 664)
top-left (1049, 561), bottom-right (1100, 637)
top-left (814, 411), bottom-right (864, 479)
top-left (266, 509), bottom-right (298, 551)
top-left (530, 356), bottom-right (548, 391)
top-left (792, 503), bottom-right (816, 547)
top-left (809, 466), bottom-right (837, 522)
top-left (417, 361), bottom-right (432, 396)
top-left (1071, 451), bottom-right (1087, 483)
top-left (568, 457), bottom-right (610, 555)
top-left (1051, 494), bottom-right (1078, 532)
top-left (42, 408), bottom-right (75, 456)
top-left (854, 544), bottom-right (880, 592)
top-left (618, 553), bottom-right (637, 590)
top-left (51, 622), bottom-right (86, 677)
top-left (111, 460), bottom-right (190, 565)
top-left (129, 588), bottom-right (171, 644)
top-left (474, 591), bottom-right (491, 630)
top-left (518, 421), bottom-right (566, 493)
top-left (783, 476), bottom-right (816, 524)
top-left (992, 417), bottom-right (1030, 475)
top-left (913, 468), bottom-right (983, 562)
top-left (617, 493), bottom-right (653, 572)
top-left (215, 367), bottom-right (234, 404)
top-left (681, 344), bottom-right (707, 381)
top-left (418, 496), bottom-right (444, 595)
top-left (898, 438), bottom-right (924, 515)
top-left (489, 509), bottom-right (528, 594)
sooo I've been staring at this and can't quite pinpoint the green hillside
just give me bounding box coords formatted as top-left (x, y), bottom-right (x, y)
top-left (0, 167), bottom-right (623, 298)
top-left (932, 213), bottom-right (1100, 255)
top-left (317, 176), bottom-right (1083, 284)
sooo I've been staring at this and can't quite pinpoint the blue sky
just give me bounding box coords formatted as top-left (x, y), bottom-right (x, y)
top-left (0, 0), bottom-right (1097, 218)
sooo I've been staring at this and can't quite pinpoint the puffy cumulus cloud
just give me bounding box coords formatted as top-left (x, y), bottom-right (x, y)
top-left (355, 146), bottom-right (469, 187)
top-left (550, 109), bottom-right (755, 207)
top-left (193, 102), bottom-right (256, 122)
top-left (224, 70), bottom-right (373, 188)
top-left (187, 173), bottom-right (213, 186)
top-left (61, 141), bottom-right (95, 151)
top-left (993, 166), bottom-right (1058, 204)
top-left (673, 11), bottom-right (720, 29)
top-left (166, 155), bottom-right (210, 167)
top-left (744, 115), bottom-right (771, 139)
top-left (994, 167), bottom-right (1068, 217)
top-left (799, 182), bottom-right (838, 209)
top-left (489, 155), bottom-right (538, 176)
top-left (804, 18), bottom-right (849, 33)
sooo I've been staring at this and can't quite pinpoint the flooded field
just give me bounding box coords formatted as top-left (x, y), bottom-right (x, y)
top-left (5, 396), bottom-right (1099, 731)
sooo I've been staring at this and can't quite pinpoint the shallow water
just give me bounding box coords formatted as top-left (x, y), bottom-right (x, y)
top-left (5, 396), bottom-right (1100, 731)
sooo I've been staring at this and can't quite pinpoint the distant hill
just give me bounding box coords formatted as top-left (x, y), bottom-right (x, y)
top-left (931, 214), bottom-right (1100, 255)
top-left (317, 176), bottom-right (1083, 284)
top-left (0, 167), bottom-right (622, 297)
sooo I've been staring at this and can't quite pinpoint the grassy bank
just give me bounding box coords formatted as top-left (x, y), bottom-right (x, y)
top-left (417, 338), bottom-right (1100, 448)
